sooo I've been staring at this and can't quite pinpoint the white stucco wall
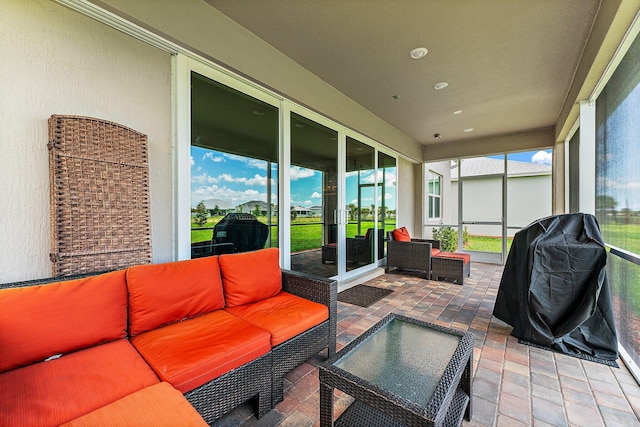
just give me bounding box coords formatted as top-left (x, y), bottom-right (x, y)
top-left (396, 157), bottom-right (416, 236)
top-left (448, 175), bottom-right (552, 238)
top-left (0, 0), bottom-right (172, 282)
top-left (507, 175), bottom-right (553, 229)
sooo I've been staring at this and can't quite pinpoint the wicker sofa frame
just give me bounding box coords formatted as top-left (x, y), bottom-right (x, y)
top-left (273, 270), bottom-right (337, 405)
top-left (1, 267), bottom-right (337, 424)
top-left (385, 232), bottom-right (440, 279)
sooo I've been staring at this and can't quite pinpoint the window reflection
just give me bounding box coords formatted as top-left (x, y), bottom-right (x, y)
top-left (378, 152), bottom-right (396, 260)
top-left (190, 72), bottom-right (278, 258)
top-left (346, 137), bottom-right (375, 271)
top-left (289, 113), bottom-right (338, 278)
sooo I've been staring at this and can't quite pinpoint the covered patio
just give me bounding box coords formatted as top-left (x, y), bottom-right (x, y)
top-left (216, 263), bottom-right (640, 426)
top-left (3, 1), bottom-right (640, 425)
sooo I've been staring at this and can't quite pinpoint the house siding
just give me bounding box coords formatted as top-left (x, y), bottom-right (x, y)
top-left (0, 0), bottom-right (173, 281)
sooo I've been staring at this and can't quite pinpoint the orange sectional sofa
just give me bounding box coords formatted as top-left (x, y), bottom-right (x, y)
top-left (0, 248), bottom-right (337, 426)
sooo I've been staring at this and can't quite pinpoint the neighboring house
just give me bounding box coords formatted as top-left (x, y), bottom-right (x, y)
top-left (448, 157), bottom-right (552, 237)
top-left (291, 206), bottom-right (313, 217)
top-left (309, 205), bottom-right (323, 217)
top-left (237, 200), bottom-right (270, 216)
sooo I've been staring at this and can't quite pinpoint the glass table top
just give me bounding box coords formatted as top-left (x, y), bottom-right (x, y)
top-left (333, 317), bottom-right (461, 407)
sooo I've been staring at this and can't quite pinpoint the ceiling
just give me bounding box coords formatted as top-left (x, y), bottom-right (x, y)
top-left (204, 0), bottom-right (601, 147)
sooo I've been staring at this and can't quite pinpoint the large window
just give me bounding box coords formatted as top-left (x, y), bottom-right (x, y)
top-left (595, 30), bottom-right (640, 368)
top-left (426, 150), bottom-right (552, 262)
top-left (427, 171), bottom-right (442, 219)
top-left (190, 72), bottom-right (279, 258)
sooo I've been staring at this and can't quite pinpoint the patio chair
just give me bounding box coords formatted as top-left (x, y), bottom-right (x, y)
top-left (385, 228), bottom-right (439, 279)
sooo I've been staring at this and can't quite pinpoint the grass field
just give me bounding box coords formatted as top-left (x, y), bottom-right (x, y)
top-left (464, 236), bottom-right (513, 253)
top-left (600, 223), bottom-right (640, 316)
top-left (191, 216), bottom-right (395, 252)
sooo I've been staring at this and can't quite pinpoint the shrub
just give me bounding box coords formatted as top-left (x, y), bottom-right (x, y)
top-left (432, 225), bottom-right (457, 252)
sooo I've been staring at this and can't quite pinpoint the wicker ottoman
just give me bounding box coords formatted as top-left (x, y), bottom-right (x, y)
top-left (432, 252), bottom-right (471, 285)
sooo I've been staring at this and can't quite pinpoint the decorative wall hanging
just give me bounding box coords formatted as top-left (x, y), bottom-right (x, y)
top-left (48, 115), bottom-right (151, 276)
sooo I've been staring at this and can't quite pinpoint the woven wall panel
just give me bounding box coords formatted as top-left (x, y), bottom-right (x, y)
top-left (48, 115), bottom-right (151, 276)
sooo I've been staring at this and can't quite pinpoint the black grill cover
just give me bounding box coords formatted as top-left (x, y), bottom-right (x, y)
top-left (493, 213), bottom-right (618, 361)
top-left (213, 213), bottom-right (269, 253)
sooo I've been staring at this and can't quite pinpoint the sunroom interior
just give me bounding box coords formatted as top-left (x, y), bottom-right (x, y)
top-left (2, 0), bottom-right (640, 425)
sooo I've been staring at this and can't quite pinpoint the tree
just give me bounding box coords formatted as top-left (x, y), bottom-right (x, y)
top-left (253, 204), bottom-right (261, 217)
top-left (290, 206), bottom-right (297, 221)
top-left (348, 203), bottom-right (357, 221)
top-left (193, 201), bottom-right (208, 227)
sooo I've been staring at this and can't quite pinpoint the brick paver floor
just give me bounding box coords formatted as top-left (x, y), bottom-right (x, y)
top-left (213, 262), bottom-right (640, 426)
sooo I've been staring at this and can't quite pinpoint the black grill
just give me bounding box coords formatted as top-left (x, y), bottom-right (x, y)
top-left (213, 213), bottom-right (269, 253)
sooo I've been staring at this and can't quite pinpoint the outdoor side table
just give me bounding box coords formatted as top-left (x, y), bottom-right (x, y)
top-left (319, 314), bottom-right (473, 427)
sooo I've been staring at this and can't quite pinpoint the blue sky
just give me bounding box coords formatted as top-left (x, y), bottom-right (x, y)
top-left (489, 149), bottom-right (552, 164)
top-left (191, 146), bottom-right (397, 209)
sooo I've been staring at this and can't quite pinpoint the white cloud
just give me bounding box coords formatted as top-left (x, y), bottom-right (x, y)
top-left (290, 166), bottom-right (315, 181)
top-left (194, 172), bottom-right (271, 187)
top-left (203, 152), bottom-right (225, 163)
top-left (310, 191), bottom-right (321, 198)
top-left (191, 172), bottom-right (218, 185)
top-left (190, 156), bottom-right (195, 166)
top-left (362, 169), bottom-right (396, 186)
top-left (222, 153), bottom-right (268, 170)
top-left (531, 150), bottom-right (552, 164)
top-left (303, 200), bottom-right (313, 207)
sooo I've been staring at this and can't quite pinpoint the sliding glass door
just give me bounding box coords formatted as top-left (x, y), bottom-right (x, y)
top-left (289, 112), bottom-right (339, 278)
top-left (183, 57), bottom-right (391, 281)
top-left (189, 71), bottom-right (279, 258)
top-left (345, 137), bottom-right (375, 272)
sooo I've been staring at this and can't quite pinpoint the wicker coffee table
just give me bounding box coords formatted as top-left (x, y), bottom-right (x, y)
top-left (319, 314), bottom-right (473, 427)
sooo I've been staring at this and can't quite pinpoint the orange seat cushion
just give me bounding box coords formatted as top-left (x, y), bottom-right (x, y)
top-left (127, 256), bottom-right (225, 336)
top-left (226, 291), bottom-right (329, 346)
top-left (0, 270), bottom-right (128, 373)
top-left (435, 252), bottom-right (471, 264)
top-left (392, 226), bottom-right (411, 242)
top-left (219, 248), bottom-right (282, 307)
top-left (0, 339), bottom-right (159, 427)
top-left (432, 248), bottom-right (442, 257)
top-left (61, 382), bottom-right (208, 427)
top-left (131, 310), bottom-right (271, 393)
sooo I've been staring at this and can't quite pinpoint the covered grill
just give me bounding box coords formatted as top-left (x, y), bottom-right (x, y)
top-left (213, 213), bottom-right (269, 253)
top-left (493, 213), bottom-right (618, 363)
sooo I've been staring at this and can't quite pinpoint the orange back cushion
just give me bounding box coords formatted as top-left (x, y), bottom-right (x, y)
top-left (219, 248), bottom-right (282, 307)
top-left (127, 256), bottom-right (225, 336)
top-left (392, 226), bottom-right (411, 242)
top-left (0, 270), bottom-right (128, 373)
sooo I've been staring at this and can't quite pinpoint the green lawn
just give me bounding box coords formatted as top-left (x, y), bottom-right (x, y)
top-left (600, 222), bottom-right (640, 317)
top-left (191, 216), bottom-right (395, 252)
top-left (464, 236), bottom-right (513, 253)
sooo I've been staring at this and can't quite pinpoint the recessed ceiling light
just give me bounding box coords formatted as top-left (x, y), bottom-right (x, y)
top-left (392, 94), bottom-right (400, 100)
top-left (453, 110), bottom-right (463, 115)
top-left (464, 128), bottom-right (474, 133)
top-left (434, 81), bottom-right (449, 90)
top-left (409, 47), bottom-right (428, 59)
